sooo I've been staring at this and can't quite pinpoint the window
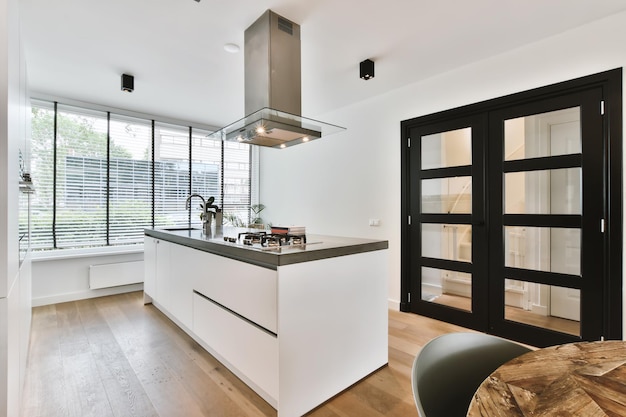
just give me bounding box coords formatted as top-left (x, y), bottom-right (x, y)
top-left (154, 123), bottom-right (191, 228)
top-left (190, 127), bottom-right (222, 228)
top-left (109, 114), bottom-right (152, 245)
top-left (55, 105), bottom-right (108, 248)
top-left (30, 100), bottom-right (255, 251)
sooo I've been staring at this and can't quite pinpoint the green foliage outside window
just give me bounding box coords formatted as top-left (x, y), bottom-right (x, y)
top-left (29, 102), bottom-right (253, 250)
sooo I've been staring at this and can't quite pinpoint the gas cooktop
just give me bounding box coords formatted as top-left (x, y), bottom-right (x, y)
top-left (222, 231), bottom-right (315, 253)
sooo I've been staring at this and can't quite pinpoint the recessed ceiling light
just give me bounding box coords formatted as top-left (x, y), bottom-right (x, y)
top-left (224, 43), bottom-right (240, 54)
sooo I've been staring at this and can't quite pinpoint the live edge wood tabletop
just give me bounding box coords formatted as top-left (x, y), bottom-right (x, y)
top-left (467, 340), bottom-right (626, 416)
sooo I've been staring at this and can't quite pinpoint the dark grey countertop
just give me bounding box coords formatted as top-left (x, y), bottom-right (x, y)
top-left (145, 227), bottom-right (388, 270)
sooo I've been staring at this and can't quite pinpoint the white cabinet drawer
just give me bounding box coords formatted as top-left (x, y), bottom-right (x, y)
top-left (192, 292), bottom-right (278, 401)
top-left (167, 243), bottom-right (194, 329)
top-left (190, 250), bottom-right (277, 333)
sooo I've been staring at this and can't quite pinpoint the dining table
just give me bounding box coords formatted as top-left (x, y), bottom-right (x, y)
top-left (467, 340), bottom-right (626, 416)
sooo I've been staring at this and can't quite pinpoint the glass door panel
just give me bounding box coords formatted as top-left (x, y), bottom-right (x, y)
top-left (504, 168), bottom-right (581, 215)
top-left (493, 93), bottom-right (599, 345)
top-left (421, 177), bottom-right (472, 214)
top-left (409, 114), bottom-right (486, 328)
top-left (504, 107), bottom-right (581, 160)
top-left (422, 224), bottom-right (472, 262)
top-left (421, 127), bottom-right (471, 169)
top-left (422, 267), bottom-right (472, 312)
top-left (503, 280), bottom-right (580, 336)
top-left (504, 226), bottom-right (580, 275)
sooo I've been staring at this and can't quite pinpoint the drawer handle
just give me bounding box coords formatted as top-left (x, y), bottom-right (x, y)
top-left (193, 290), bottom-right (277, 338)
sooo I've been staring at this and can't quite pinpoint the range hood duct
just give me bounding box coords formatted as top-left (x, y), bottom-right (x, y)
top-left (208, 10), bottom-right (345, 149)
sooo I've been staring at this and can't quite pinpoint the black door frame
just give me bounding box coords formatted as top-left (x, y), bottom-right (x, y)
top-left (488, 87), bottom-right (605, 346)
top-left (404, 113), bottom-right (489, 331)
top-left (400, 68), bottom-right (623, 344)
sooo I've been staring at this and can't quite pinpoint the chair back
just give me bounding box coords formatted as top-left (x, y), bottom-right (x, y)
top-left (411, 332), bottom-right (531, 417)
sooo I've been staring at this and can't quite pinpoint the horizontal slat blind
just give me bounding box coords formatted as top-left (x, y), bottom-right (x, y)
top-left (29, 100), bottom-right (255, 251)
top-left (55, 104), bottom-right (108, 248)
top-left (191, 129), bottom-right (222, 227)
top-left (223, 141), bottom-right (252, 226)
top-left (109, 115), bottom-right (152, 244)
top-left (30, 103), bottom-right (55, 249)
top-left (154, 123), bottom-right (190, 228)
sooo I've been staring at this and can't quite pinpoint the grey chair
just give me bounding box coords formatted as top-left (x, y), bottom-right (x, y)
top-left (411, 332), bottom-right (532, 417)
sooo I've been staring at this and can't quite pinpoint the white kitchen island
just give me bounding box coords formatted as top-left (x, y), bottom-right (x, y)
top-left (144, 227), bottom-right (388, 417)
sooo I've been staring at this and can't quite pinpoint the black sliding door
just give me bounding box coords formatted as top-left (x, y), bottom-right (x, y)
top-left (401, 69), bottom-right (622, 347)
top-left (487, 88), bottom-right (605, 346)
top-left (404, 114), bottom-right (488, 330)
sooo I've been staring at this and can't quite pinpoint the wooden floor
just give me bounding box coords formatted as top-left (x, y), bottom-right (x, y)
top-left (21, 291), bottom-right (472, 417)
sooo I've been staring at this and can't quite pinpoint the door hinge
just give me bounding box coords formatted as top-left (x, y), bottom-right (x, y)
top-left (408, 137), bottom-right (411, 148)
top-left (601, 218), bottom-right (605, 233)
top-left (600, 100), bottom-right (605, 115)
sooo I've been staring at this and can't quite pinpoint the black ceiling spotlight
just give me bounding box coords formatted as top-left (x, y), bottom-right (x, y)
top-left (360, 59), bottom-right (374, 80)
top-left (121, 74), bottom-right (134, 93)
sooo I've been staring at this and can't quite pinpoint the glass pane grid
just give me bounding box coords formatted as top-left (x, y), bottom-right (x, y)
top-left (503, 279), bottom-right (580, 336)
top-left (421, 177), bottom-right (471, 214)
top-left (504, 107), bottom-right (581, 161)
top-left (501, 106), bottom-right (584, 337)
top-left (421, 127), bottom-right (472, 170)
top-left (505, 168), bottom-right (581, 215)
top-left (422, 223), bottom-right (472, 262)
top-left (421, 266), bottom-right (472, 312)
top-left (504, 226), bottom-right (580, 275)
top-left (30, 102), bottom-right (255, 250)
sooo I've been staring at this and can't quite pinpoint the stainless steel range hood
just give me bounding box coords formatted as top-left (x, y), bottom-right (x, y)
top-left (208, 10), bottom-right (345, 149)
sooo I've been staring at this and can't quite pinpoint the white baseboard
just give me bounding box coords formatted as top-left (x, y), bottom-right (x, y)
top-left (31, 283), bottom-right (144, 307)
top-left (388, 298), bottom-right (400, 311)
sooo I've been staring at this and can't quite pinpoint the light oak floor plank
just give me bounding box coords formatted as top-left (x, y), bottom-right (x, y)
top-left (21, 291), bottom-right (476, 417)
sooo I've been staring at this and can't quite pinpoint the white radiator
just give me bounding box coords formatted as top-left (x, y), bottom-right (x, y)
top-left (89, 261), bottom-right (143, 289)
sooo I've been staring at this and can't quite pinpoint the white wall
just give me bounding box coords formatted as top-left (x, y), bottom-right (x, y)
top-left (260, 10), bottom-right (626, 320)
top-left (31, 251), bottom-right (143, 306)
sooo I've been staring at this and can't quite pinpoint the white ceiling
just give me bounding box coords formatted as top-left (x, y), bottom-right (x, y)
top-left (19, 0), bottom-right (626, 129)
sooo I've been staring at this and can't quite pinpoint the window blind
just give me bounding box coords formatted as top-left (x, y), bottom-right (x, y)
top-left (109, 115), bottom-right (152, 244)
top-left (55, 104), bottom-right (108, 248)
top-left (191, 128), bottom-right (222, 227)
top-left (154, 123), bottom-right (190, 228)
top-left (223, 141), bottom-right (252, 226)
top-left (29, 100), bottom-right (256, 251)
top-left (30, 104), bottom-right (55, 250)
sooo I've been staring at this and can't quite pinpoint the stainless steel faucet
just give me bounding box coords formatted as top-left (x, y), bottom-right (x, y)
top-left (185, 194), bottom-right (206, 222)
